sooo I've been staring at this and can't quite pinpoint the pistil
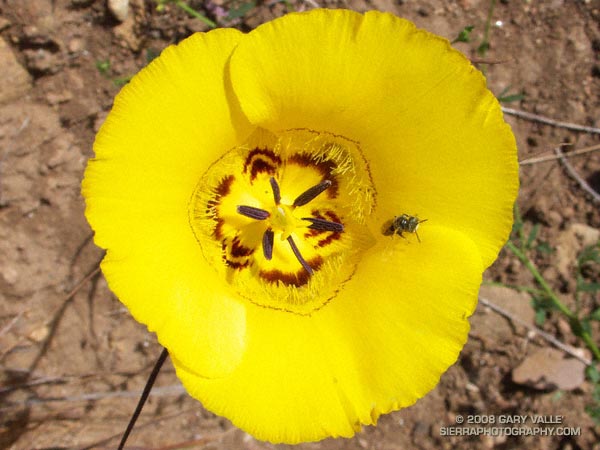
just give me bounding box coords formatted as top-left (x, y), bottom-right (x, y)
top-left (235, 178), bottom-right (342, 276)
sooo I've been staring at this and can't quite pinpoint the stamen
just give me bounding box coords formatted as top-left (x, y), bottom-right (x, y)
top-left (237, 205), bottom-right (270, 220)
top-left (286, 235), bottom-right (313, 275)
top-left (269, 177), bottom-right (281, 205)
top-left (293, 180), bottom-right (332, 207)
top-left (263, 229), bottom-right (274, 260)
top-left (302, 217), bottom-right (344, 233)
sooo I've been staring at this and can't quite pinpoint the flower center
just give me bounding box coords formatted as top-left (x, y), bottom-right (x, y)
top-left (188, 129), bottom-right (376, 314)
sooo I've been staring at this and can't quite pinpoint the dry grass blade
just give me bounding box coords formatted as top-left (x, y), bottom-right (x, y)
top-left (0, 384), bottom-right (187, 411)
top-left (502, 106), bottom-right (600, 134)
top-left (519, 143), bottom-right (600, 165)
top-left (555, 147), bottom-right (600, 203)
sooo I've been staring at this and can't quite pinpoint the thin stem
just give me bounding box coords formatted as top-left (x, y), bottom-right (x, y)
top-left (505, 241), bottom-right (572, 318)
top-left (479, 296), bottom-right (592, 366)
top-left (505, 241), bottom-right (600, 361)
top-left (478, 0), bottom-right (496, 59)
top-left (513, 203), bottom-right (526, 248)
top-left (175, 1), bottom-right (217, 28)
top-left (118, 348), bottom-right (169, 450)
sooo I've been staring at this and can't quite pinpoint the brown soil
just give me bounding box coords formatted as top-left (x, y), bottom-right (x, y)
top-left (1, 1), bottom-right (599, 449)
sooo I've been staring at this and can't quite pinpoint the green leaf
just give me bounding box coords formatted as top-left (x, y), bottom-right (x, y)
top-left (525, 224), bottom-right (540, 249)
top-left (594, 383), bottom-right (600, 401)
top-left (477, 41), bottom-right (490, 57)
top-left (146, 48), bottom-right (160, 64)
top-left (95, 59), bottom-right (111, 75)
top-left (113, 75), bottom-right (133, 87)
top-left (535, 242), bottom-right (554, 255)
top-left (581, 318), bottom-right (592, 335)
top-left (498, 93), bottom-right (525, 104)
top-left (586, 365), bottom-right (600, 383)
top-left (590, 308), bottom-right (600, 321)
top-left (578, 244), bottom-right (600, 266)
top-left (578, 282), bottom-right (600, 293)
top-left (226, 1), bottom-right (256, 20)
top-left (569, 318), bottom-right (586, 338)
top-left (535, 309), bottom-right (546, 326)
top-left (452, 25), bottom-right (475, 44)
top-left (586, 404), bottom-right (600, 424)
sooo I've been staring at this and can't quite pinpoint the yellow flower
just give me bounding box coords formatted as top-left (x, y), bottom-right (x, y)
top-left (82, 9), bottom-right (518, 444)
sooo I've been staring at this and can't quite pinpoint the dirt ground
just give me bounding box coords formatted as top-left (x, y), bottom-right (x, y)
top-left (1, 0), bottom-right (599, 449)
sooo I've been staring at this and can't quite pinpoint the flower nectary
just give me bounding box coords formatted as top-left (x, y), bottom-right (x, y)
top-left (188, 128), bottom-right (377, 314)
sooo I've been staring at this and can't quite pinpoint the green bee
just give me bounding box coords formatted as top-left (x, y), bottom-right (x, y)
top-left (382, 214), bottom-right (427, 242)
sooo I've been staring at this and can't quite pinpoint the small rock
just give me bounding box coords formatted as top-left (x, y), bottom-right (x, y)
top-left (525, 197), bottom-right (550, 225)
top-left (2, 266), bottom-right (19, 284)
top-left (108, 0), bottom-right (129, 22)
top-left (23, 48), bottom-right (60, 74)
top-left (571, 223), bottom-right (600, 246)
top-left (0, 38), bottom-right (32, 104)
top-left (28, 324), bottom-right (50, 342)
top-left (94, 111), bottom-right (108, 132)
top-left (556, 223), bottom-right (600, 279)
top-left (512, 348), bottom-right (586, 391)
top-left (46, 90), bottom-right (73, 105)
top-left (479, 285), bottom-right (536, 326)
top-left (0, 17), bottom-right (10, 31)
top-left (113, 14), bottom-right (140, 51)
top-left (21, 25), bottom-right (60, 50)
top-left (67, 37), bottom-right (85, 53)
top-left (546, 210), bottom-right (562, 227)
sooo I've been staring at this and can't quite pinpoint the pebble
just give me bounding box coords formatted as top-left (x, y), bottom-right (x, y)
top-left (67, 37), bottom-right (85, 53)
top-left (23, 48), bottom-right (58, 74)
top-left (108, 0), bottom-right (129, 22)
top-left (0, 17), bottom-right (10, 31)
top-left (0, 38), bottom-right (32, 103)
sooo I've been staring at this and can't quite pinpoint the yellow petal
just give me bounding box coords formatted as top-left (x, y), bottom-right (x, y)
top-left (175, 225), bottom-right (481, 443)
top-left (230, 9), bottom-right (518, 268)
top-left (82, 29), bottom-right (253, 377)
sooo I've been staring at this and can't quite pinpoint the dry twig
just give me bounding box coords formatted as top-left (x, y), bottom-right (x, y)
top-left (76, 407), bottom-right (223, 450)
top-left (27, 264), bottom-right (101, 373)
top-left (479, 296), bottom-right (592, 366)
top-left (519, 143), bottom-right (600, 165)
top-left (302, 0), bottom-right (321, 8)
top-left (0, 310), bottom-right (26, 338)
top-left (502, 106), bottom-right (600, 135)
top-left (554, 147), bottom-right (600, 203)
top-left (0, 384), bottom-right (186, 411)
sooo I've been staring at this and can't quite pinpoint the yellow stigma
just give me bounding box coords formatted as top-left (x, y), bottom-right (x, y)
top-left (270, 205), bottom-right (297, 240)
top-left (188, 128), bottom-right (376, 314)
